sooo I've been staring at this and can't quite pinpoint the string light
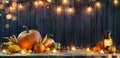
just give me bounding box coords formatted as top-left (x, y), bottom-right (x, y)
top-left (11, 2), bottom-right (17, 8)
top-left (9, 6), bottom-right (16, 13)
top-left (86, 6), bottom-right (93, 14)
top-left (18, 4), bottom-right (24, 10)
top-left (47, 0), bottom-right (53, 3)
top-left (38, 0), bottom-right (44, 6)
top-left (114, 0), bottom-right (119, 6)
top-left (76, 0), bottom-right (80, 2)
top-left (95, 2), bottom-right (101, 9)
top-left (5, 0), bottom-right (9, 3)
top-left (6, 14), bottom-right (12, 20)
top-left (62, 0), bottom-right (69, 5)
top-left (0, 4), bottom-right (4, 9)
top-left (34, 1), bottom-right (39, 7)
top-left (5, 23), bottom-right (10, 29)
top-left (66, 7), bottom-right (74, 15)
top-left (56, 6), bottom-right (63, 14)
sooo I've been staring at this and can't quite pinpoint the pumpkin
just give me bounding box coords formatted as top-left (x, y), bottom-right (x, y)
top-left (18, 26), bottom-right (42, 50)
top-left (34, 44), bottom-right (45, 53)
top-left (45, 47), bottom-right (51, 52)
top-left (96, 41), bottom-right (104, 49)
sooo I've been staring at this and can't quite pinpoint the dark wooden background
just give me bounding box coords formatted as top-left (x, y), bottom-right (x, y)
top-left (0, 0), bottom-right (120, 47)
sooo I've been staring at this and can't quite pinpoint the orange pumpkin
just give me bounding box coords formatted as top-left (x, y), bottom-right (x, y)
top-left (43, 38), bottom-right (55, 47)
top-left (18, 30), bottom-right (42, 50)
top-left (45, 47), bottom-right (51, 52)
top-left (34, 44), bottom-right (45, 53)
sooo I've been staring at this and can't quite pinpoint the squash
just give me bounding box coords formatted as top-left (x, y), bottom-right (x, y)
top-left (42, 34), bottom-right (55, 47)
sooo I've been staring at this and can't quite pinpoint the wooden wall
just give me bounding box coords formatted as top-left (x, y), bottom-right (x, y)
top-left (0, 0), bottom-right (120, 47)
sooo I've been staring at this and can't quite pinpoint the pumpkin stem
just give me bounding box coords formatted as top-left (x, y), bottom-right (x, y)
top-left (23, 25), bottom-right (29, 33)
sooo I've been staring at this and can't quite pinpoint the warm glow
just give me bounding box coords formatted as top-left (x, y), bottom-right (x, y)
top-left (20, 49), bottom-right (26, 54)
top-left (114, 0), bottom-right (119, 6)
top-left (18, 4), bottom-right (24, 10)
top-left (0, 4), bottom-right (4, 9)
top-left (100, 50), bottom-right (104, 54)
top-left (51, 49), bottom-right (57, 53)
top-left (38, 0), bottom-right (44, 6)
top-left (5, 23), bottom-right (10, 29)
top-left (34, 1), bottom-right (44, 7)
top-left (86, 6), bottom-right (93, 14)
top-left (56, 6), bottom-right (63, 14)
top-left (117, 55), bottom-right (120, 58)
top-left (5, 0), bottom-right (9, 3)
top-left (6, 14), bottom-right (12, 19)
top-left (71, 46), bottom-right (76, 51)
top-left (67, 7), bottom-right (74, 15)
top-left (76, 0), bottom-right (80, 2)
top-left (95, 2), bottom-right (101, 9)
top-left (62, 0), bottom-right (69, 5)
top-left (2, 49), bottom-right (8, 54)
top-left (12, 2), bottom-right (17, 8)
top-left (9, 6), bottom-right (16, 12)
top-left (107, 55), bottom-right (112, 58)
top-left (34, 1), bottom-right (39, 7)
top-left (12, 16), bottom-right (17, 21)
top-left (86, 47), bottom-right (90, 52)
top-left (47, 0), bottom-right (53, 3)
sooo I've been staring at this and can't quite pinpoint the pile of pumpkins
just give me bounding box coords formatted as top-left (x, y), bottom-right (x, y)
top-left (89, 41), bottom-right (116, 54)
top-left (1, 26), bottom-right (60, 54)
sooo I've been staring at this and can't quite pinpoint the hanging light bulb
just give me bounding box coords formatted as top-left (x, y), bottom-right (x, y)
top-left (12, 2), bottom-right (17, 8)
top-left (62, 0), bottom-right (69, 5)
top-left (47, 0), bottom-right (53, 3)
top-left (18, 4), bottom-right (24, 10)
top-left (5, 23), bottom-right (10, 29)
top-left (67, 7), bottom-right (74, 15)
top-left (6, 14), bottom-right (12, 20)
top-left (56, 6), bottom-right (63, 14)
top-left (34, 1), bottom-right (39, 7)
top-left (5, 0), bottom-right (9, 3)
top-left (9, 6), bottom-right (16, 13)
top-left (95, 2), bottom-right (101, 9)
top-left (0, 4), bottom-right (4, 9)
top-left (86, 6), bottom-right (93, 14)
top-left (38, 0), bottom-right (44, 6)
top-left (114, 0), bottom-right (119, 6)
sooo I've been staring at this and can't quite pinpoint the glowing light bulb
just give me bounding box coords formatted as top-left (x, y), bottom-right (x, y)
top-left (9, 6), bottom-right (16, 13)
top-left (12, 2), bottom-right (17, 8)
top-left (86, 6), bottom-right (93, 14)
top-left (51, 49), bottom-right (57, 53)
top-left (62, 0), bottom-right (69, 5)
top-left (34, 1), bottom-right (39, 7)
top-left (67, 7), bottom-right (74, 15)
top-left (56, 6), bottom-right (62, 14)
top-left (0, 4), bottom-right (4, 9)
top-left (47, 0), bottom-right (52, 3)
top-left (38, 0), bottom-right (44, 6)
top-left (5, 23), bottom-right (10, 29)
top-left (114, 0), bottom-right (119, 6)
top-left (18, 4), bottom-right (24, 10)
top-left (20, 49), bottom-right (26, 54)
top-left (5, 0), bottom-right (9, 3)
top-left (2, 49), bottom-right (8, 54)
top-left (86, 47), bottom-right (90, 52)
top-left (6, 14), bottom-right (12, 19)
top-left (71, 46), bottom-right (76, 51)
top-left (95, 2), bottom-right (101, 9)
